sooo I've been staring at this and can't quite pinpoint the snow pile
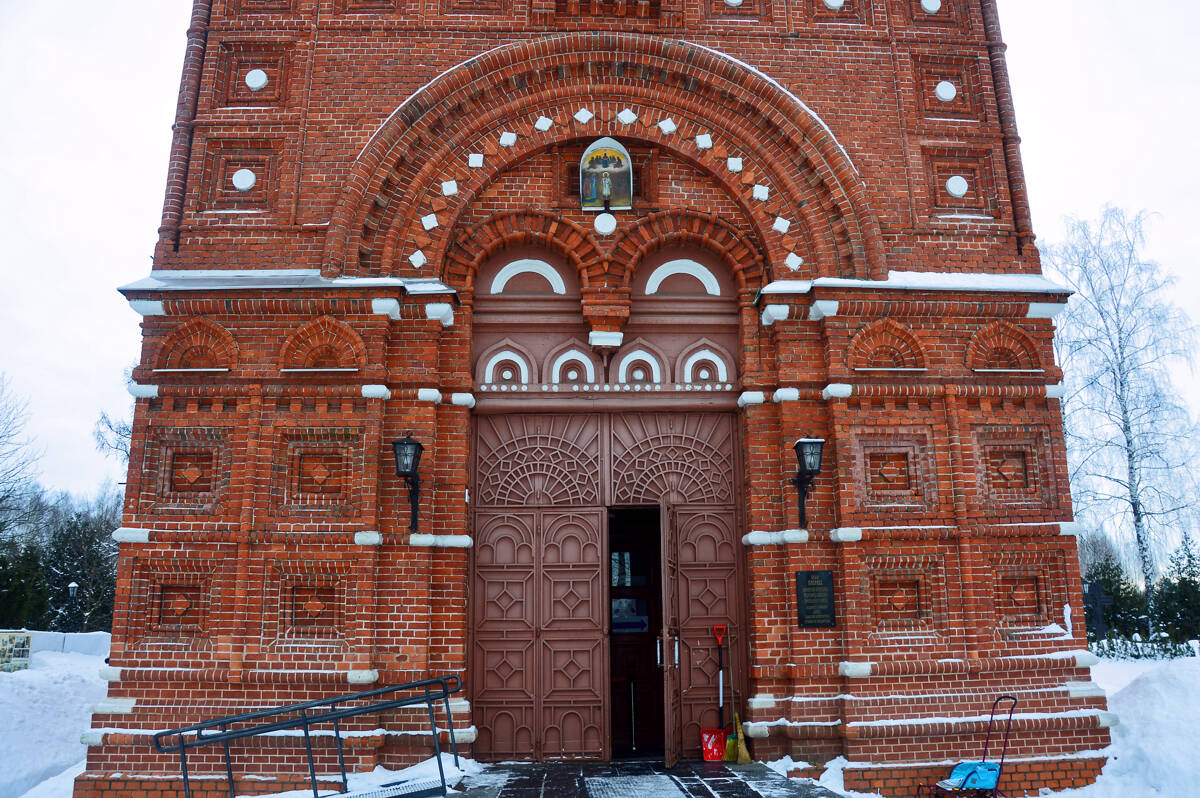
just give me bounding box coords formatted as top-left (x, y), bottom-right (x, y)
top-left (1047, 657), bottom-right (1200, 797)
top-left (1, 650), bottom-right (107, 798)
top-left (29, 632), bottom-right (111, 657)
top-left (231, 754), bottom-right (485, 798)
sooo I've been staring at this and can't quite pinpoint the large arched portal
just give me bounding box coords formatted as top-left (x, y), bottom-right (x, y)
top-left (466, 232), bottom-right (751, 762)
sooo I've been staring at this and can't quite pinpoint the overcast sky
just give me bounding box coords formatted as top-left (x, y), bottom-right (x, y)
top-left (0, 0), bottom-right (1196, 496)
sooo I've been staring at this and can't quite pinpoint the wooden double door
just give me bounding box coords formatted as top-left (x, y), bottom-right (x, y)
top-left (470, 413), bottom-right (744, 762)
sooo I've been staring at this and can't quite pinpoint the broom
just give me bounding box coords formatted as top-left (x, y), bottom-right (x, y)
top-left (722, 630), bottom-right (752, 764)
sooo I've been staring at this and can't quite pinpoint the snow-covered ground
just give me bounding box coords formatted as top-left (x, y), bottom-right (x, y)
top-left (0, 651), bottom-right (107, 798)
top-left (3, 650), bottom-right (1196, 798)
top-left (807, 657), bottom-right (1199, 798)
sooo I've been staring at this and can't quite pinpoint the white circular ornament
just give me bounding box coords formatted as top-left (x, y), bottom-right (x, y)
top-left (231, 168), bottom-right (257, 191)
top-left (921, 0), bottom-right (942, 13)
top-left (724, 0), bottom-right (744, 6)
top-left (935, 80), bottom-right (957, 102)
top-left (594, 213), bottom-right (617, 236)
top-left (244, 69), bottom-right (269, 91)
top-left (823, 0), bottom-right (845, 8)
top-left (946, 175), bottom-right (970, 198)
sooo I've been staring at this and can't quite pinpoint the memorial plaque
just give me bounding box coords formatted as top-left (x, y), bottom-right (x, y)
top-left (796, 570), bottom-right (836, 628)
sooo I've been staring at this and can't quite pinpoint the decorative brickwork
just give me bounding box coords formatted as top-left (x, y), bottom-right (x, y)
top-left (87, 1), bottom-right (1105, 796)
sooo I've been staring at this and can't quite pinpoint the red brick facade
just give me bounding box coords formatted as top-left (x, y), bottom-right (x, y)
top-left (81, 1), bottom-right (1112, 796)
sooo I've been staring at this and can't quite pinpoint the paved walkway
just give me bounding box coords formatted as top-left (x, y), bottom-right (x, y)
top-left (456, 760), bottom-right (841, 798)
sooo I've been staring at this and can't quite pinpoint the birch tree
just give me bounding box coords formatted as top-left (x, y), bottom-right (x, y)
top-left (1046, 207), bottom-right (1200, 622)
top-left (0, 375), bottom-right (38, 541)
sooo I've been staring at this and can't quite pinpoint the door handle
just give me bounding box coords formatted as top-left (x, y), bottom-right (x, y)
top-left (656, 637), bottom-right (662, 668)
top-left (673, 634), bottom-right (680, 668)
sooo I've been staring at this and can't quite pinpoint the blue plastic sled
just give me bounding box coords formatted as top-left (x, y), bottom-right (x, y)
top-left (920, 695), bottom-right (1018, 797)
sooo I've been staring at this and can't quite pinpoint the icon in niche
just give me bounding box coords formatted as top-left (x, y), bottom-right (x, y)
top-left (580, 137), bottom-right (633, 212)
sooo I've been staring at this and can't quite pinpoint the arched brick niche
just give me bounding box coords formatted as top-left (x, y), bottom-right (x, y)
top-left (965, 320), bottom-right (1040, 372)
top-left (154, 316), bottom-right (239, 372)
top-left (324, 33), bottom-right (884, 282)
top-left (278, 315), bottom-right (368, 371)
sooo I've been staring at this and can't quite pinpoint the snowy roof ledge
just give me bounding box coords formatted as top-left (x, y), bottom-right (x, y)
top-left (119, 269), bottom-right (456, 297)
top-left (758, 270), bottom-right (1070, 300)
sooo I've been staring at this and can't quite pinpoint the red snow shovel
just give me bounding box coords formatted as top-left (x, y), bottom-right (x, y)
top-left (700, 625), bottom-right (728, 761)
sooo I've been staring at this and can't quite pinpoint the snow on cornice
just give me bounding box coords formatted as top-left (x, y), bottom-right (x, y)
top-left (760, 270), bottom-right (1069, 297)
top-left (119, 269), bottom-right (455, 296)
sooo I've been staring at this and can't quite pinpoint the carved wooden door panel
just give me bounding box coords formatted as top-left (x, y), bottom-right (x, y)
top-left (674, 505), bottom-right (742, 755)
top-left (539, 508), bottom-right (607, 759)
top-left (471, 416), bottom-right (607, 761)
top-left (660, 505), bottom-right (683, 768)
top-left (471, 511), bottom-right (538, 759)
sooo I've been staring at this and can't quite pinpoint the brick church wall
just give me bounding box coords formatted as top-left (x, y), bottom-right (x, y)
top-left (78, 2), bottom-right (1109, 796)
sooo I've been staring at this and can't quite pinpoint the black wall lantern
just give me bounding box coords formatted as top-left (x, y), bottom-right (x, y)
top-left (789, 437), bottom-right (825, 529)
top-left (391, 436), bottom-right (424, 533)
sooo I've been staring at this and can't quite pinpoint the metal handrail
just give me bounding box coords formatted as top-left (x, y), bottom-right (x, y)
top-left (153, 674), bottom-right (463, 798)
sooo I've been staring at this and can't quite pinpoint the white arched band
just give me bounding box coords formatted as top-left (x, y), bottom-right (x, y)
top-left (483, 350), bottom-right (531, 383)
top-left (682, 349), bottom-right (729, 383)
top-left (644, 259), bottom-right (720, 296)
top-left (550, 350), bottom-right (596, 384)
top-left (489, 259), bottom-right (566, 295)
top-left (616, 349), bottom-right (664, 383)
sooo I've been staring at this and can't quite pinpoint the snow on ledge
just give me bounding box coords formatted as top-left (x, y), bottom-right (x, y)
top-left (742, 529), bottom-right (808, 546)
top-left (839, 661), bottom-right (874, 678)
top-left (760, 270), bottom-right (1069, 296)
top-left (120, 269), bottom-right (455, 296)
top-left (409, 534), bottom-right (473, 548)
top-left (112, 528), bottom-right (151, 544)
top-left (347, 669), bottom-right (379, 685)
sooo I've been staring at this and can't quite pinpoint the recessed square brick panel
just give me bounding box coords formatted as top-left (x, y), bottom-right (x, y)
top-left (297, 452), bottom-right (345, 495)
top-left (217, 42), bottom-right (290, 108)
top-left (852, 426), bottom-right (937, 509)
top-left (157, 584), bottom-right (204, 629)
top-left (913, 55), bottom-right (982, 121)
top-left (924, 147), bottom-right (998, 216)
top-left (707, 0), bottom-right (767, 21)
top-left (202, 141), bottom-right (276, 210)
top-left (974, 425), bottom-right (1056, 507)
top-left (808, 0), bottom-right (870, 25)
top-left (169, 451), bottom-right (214, 493)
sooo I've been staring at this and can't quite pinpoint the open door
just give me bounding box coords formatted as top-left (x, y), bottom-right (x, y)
top-left (660, 504), bottom-right (682, 767)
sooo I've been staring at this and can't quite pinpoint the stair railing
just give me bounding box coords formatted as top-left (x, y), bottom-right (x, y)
top-left (152, 674), bottom-right (462, 798)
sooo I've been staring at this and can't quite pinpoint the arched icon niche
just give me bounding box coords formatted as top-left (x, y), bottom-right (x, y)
top-left (580, 137), bottom-right (633, 212)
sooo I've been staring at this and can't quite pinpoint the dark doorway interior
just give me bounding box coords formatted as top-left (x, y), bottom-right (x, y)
top-left (608, 506), bottom-right (665, 759)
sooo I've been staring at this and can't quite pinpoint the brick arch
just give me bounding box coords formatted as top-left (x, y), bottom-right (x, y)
top-left (323, 33), bottom-right (884, 282)
top-left (444, 210), bottom-right (604, 292)
top-left (157, 316), bottom-right (238, 371)
top-left (847, 320), bottom-right (927, 370)
top-left (278, 316), bottom-right (367, 371)
top-left (966, 321), bottom-right (1040, 371)
top-left (610, 210), bottom-right (766, 296)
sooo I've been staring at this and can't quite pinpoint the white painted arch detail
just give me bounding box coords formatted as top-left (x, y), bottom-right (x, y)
top-left (489, 259), bottom-right (566, 295)
top-left (615, 349), bottom-right (664, 383)
top-left (550, 350), bottom-right (597, 384)
top-left (483, 349), bottom-right (531, 383)
top-left (682, 349), bottom-right (729, 382)
top-left (644, 259), bottom-right (721, 296)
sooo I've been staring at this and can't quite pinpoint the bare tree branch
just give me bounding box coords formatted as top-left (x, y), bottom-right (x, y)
top-left (1046, 207), bottom-right (1200, 630)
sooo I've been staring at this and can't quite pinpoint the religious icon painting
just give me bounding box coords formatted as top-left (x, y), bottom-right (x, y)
top-left (580, 137), bottom-right (633, 211)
